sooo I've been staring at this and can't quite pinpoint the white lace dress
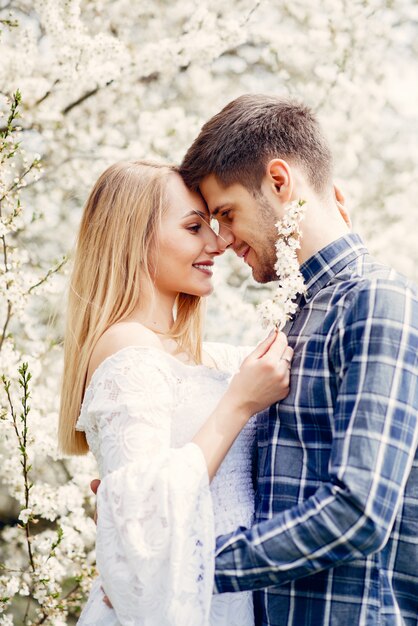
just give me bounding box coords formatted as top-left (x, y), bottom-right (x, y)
top-left (75, 343), bottom-right (256, 626)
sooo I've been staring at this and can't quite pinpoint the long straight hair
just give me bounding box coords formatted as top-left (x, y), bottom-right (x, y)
top-left (59, 161), bottom-right (204, 455)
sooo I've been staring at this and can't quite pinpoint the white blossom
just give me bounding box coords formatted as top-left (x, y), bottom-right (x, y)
top-left (17, 508), bottom-right (32, 524)
top-left (258, 200), bottom-right (307, 329)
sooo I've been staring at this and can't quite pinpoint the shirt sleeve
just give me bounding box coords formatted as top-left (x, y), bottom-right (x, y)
top-left (213, 280), bottom-right (418, 592)
top-left (80, 349), bottom-right (215, 625)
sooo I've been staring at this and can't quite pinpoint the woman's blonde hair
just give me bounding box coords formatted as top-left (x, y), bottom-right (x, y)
top-left (59, 160), bottom-right (204, 455)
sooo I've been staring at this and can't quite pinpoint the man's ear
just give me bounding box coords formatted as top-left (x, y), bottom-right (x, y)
top-left (267, 159), bottom-right (293, 204)
top-left (334, 184), bottom-right (351, 228)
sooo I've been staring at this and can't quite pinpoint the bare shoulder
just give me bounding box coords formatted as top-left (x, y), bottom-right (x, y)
top-left (87, 322), bottom-right (163, 385)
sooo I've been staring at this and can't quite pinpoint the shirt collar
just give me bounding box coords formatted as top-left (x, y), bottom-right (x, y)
top-left (300, 233), bottom-right (368, 303)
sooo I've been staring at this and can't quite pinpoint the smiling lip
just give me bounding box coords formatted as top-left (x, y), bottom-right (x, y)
top-left (193, 262), bottom-right (214, 276)
top-left (242, 247), bottom-right (251, 263)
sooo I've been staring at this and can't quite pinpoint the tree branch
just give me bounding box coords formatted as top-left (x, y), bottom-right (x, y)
top-left (62, 80), bottom-right (113, 115)
top-left (0, 160), bottom-right (40, 203)
top-left (0, 299), bottom-right (12, 352)
top-left (27, 256), bottom-right (67, 295)
top-left (34, 79), bottom-right (60, 107)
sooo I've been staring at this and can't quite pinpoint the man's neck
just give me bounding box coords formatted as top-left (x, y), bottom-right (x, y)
top-left (297, 202), bottom-right (351, 265)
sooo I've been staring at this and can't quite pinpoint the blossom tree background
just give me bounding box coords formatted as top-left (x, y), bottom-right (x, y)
top-left (0, 0), bottom-right (417, 623)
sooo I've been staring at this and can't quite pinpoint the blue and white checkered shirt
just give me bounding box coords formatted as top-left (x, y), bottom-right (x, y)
top-left (214, 234), bottom-right (418, 626)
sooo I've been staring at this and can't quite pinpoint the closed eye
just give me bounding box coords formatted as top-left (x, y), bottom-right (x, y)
top-left (187, 224), bottom-right (201, 233)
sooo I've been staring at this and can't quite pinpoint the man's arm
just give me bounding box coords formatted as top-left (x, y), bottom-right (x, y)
top-left (214, 280), bottom-right (418, 592)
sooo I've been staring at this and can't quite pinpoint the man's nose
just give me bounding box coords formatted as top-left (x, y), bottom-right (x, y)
top-left (217, 224), bottom-right (234, 251)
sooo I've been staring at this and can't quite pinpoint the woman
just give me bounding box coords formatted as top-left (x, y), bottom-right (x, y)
top-left (59, 161), bottom-right (293, 626)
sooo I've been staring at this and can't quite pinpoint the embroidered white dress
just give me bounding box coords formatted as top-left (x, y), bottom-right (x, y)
top-left (76, 342), bottom-right (256, 626)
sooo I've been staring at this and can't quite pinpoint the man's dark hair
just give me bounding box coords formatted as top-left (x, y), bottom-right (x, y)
top-left (180, 94), bottom-right (333, 195)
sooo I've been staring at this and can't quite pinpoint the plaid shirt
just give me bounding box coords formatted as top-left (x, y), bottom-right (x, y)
top-left (214, 234), bottom-right (418, 626)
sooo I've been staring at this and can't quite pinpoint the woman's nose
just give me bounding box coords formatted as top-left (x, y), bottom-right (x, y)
top-left (216, 224), bottom-right (234, 251)
top-left (204, 226), bottom-right (224, 256)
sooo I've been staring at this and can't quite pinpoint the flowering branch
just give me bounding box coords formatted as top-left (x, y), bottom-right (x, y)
top-left (0, 362), bottom-right (90, 624)
top-left (0, 88), bottom-right (21, 142)
top-left (0, 159), bottom-right (41, 204)
top-left (0, 208), bottom-right (12, 351)
top-left (27, 256), bottom-right (68, 295)
top-left (0, 90), bottom-right (22, 353)
top-left (258, 199), bottom-right (307, 329)
top-left (0, 15), bottom-right (18, 32)
top-left (2, 364), bottom-right (36, 573)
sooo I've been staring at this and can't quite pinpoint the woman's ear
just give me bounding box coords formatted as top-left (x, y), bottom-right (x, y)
top-left (267, 159), bottom-right (293, 203)
top-left (334, 184), bottom-right (351, 228)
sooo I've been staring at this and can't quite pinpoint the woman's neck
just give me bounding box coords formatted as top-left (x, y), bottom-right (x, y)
top-left (127, 291), bottom-right (176, 335)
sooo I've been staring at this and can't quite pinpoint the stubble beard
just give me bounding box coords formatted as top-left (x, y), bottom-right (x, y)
top-left (250, 193), bottom-right (279, 284)
top-left (251, 245), bottom-right (278, 283)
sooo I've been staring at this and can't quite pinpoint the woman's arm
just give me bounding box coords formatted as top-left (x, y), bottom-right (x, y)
top-left (81, 348), bottom-right (215, 625)
top-left (194, 331), bottom-right (293, 480)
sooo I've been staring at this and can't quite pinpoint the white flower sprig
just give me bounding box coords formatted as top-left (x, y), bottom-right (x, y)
top-left (258, 199), bottom-right (307, 330)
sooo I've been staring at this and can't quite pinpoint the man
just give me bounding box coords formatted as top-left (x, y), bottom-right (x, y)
top-left (179, 94), bottom-right (418, 625)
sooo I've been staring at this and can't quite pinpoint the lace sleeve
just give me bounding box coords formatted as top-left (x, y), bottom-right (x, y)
top-left (79, 348), bottom-right (215, 626)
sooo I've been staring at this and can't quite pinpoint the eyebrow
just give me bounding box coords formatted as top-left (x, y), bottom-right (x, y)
top-left (182, 209), bottom-right (209, 220)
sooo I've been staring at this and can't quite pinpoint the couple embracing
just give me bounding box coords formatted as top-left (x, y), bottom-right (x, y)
top-left (59, 95), bottom-right (418, 626)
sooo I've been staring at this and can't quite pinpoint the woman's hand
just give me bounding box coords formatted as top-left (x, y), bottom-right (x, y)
top-left (226, 330), bottom-right (293, 417)
top-left (193, 330), bottom-right (293, 480)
